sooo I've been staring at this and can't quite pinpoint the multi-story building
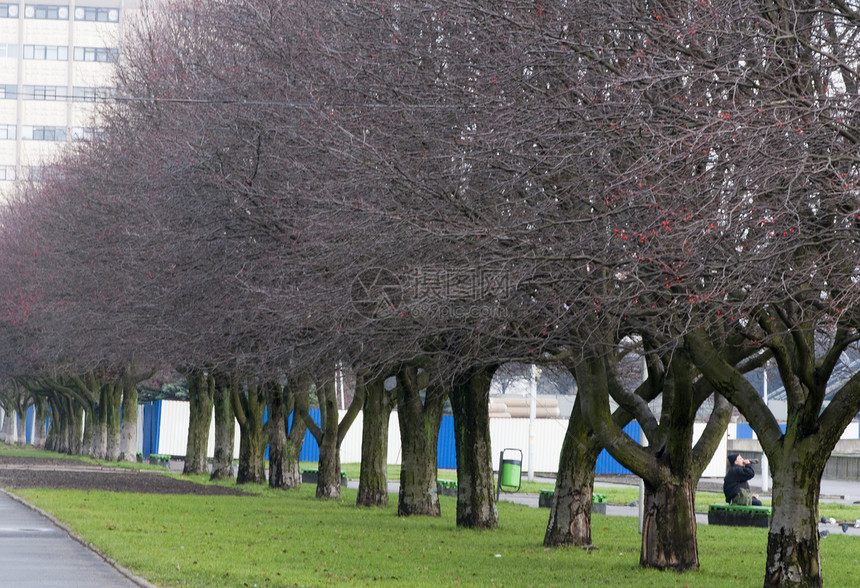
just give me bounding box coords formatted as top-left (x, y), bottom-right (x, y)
top-left (0, 1), bottom-right (138, 200)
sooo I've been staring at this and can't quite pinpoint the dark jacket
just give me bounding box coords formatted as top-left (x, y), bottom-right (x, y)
top-left (723, 463), bottom-right (756, 503)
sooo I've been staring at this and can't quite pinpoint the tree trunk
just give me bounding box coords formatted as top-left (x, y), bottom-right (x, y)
top-left (357, 376), bottom-right (394, 507)
top-left (87, 403), bottom-right (108, 459)
top-left (266, 380), bottom-right (289, 489)
top-left (232, 380), bottom-right (267, 484)
top-left (15, 409), bottom-right (26, 445)
top-left (764, 455), bottom-right (824, 588)
top-left (282, 378), bottom-right (309, 489)
top-left (298, 375), bottom-right (364, 499)
top-left (45, 398), bottom-right (63, 453)
top-left (640, 477), bottom-right (699, 571)
top-left (183, 370), bottom-right (213, 475)
top-left (32, 398), bottom-right (48, 448)
top-left (316, 380), bottom-right (342, 499)
top-left (544, 394), bottom-right (600, 548)
top-left (236, 415), bottom-right (267, 484)
top-left (396, 366), bottom-right (445, 517)
top-left (210, 372), bottom-right (236, 480)
top-left (104, 383), bottom-right (122, 461)
top-left (119, 380), bottom-right (138, 462)
top-left (69, 401), bottom-right (84, 455)
top-left (451, 366), bottom-right (498, 530)
top-left (576, 348), bottom-right (715, 572)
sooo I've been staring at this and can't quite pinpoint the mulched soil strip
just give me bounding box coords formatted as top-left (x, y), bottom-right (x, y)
top-left (0, 455), bottom-right (250, 496)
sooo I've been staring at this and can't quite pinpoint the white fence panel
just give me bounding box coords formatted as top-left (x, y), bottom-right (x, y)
top-left (145, 401), bottom-right (727, 476)
top-left (157, 400), bottom-right (190, 456)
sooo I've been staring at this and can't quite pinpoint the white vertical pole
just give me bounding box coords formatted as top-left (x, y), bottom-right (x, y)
top-left (528, 364), bottom-right (538, 482)
top-left (336, 362), bottom-right (345, 411)
top-left (761, 366), bottom-right (770, 493)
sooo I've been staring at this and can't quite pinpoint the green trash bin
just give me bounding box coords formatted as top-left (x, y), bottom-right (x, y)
top-left (496, 448), bottom-right (523, 499)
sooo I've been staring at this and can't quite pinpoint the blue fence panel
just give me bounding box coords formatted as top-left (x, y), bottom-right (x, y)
top-left (141, 400), bottom-right (161, 457)
top-left (595, 421), bottom-right (641, 475)
top-left (437, 415), bottom-right (457, 469)
top-left (736, 423), bottom-right (754, 439)
top-left (25, 405), bottom-right (34, 444)
top-left (299, 408), bottom-right (321, 462)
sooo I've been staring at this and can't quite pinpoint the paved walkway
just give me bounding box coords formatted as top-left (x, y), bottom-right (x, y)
top-left (0, 490), bottom-right (153, 588)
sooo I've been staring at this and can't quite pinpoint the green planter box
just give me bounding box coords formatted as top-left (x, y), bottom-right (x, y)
top-left (437, 480), bottom-right (458, 497)
top-left (707, 503), bottom-right (772, 527)
top-left (148, 454), bottom-right (170, 467)
top-left (539, 490), bottom-right (607, 513)
top-left (301, 469), bottom-right (348, 487)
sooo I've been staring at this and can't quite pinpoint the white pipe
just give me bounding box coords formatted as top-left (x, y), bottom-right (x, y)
top-left (528, 364), bottom-right (538, 482)
top-left (761, 366), bottom-right (770, 493)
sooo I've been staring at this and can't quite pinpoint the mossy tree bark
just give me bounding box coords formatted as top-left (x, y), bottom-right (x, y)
top-left (282, 374), bottom-right (310, 489)
top-left (300, 376), bottom-right (365, 499)
top-left (118, 379), bottom-right (138, 462)
top-left (231, 379), bottom-right (267, 484)
top-left (544, 392), bottom-right (601, 548)
top-left (579, 329), bottom-right (759, 573)
top-left (451, 365), bottom-right (498, 529)
top-left (210, 370), bottom-right (236, 480)
top-left (43, 394), bottom-right (66, 453)
top-left (14, 406), bottom-right (26, 446)
top-left (118, 363), bottom-right (154, 462)
top-left (395, 364), bottom-right (446, 517)
top-left (182, 369), bottom-right (214, 475)
top-left (579, 352), bottom-right (697, 571)
top-left (68, 400), bottom-right (84, 455)
top-left (103, 381), bottom-right (122, 461)
top-left (266, 379), bottom-right (290, 489)
top-left (545, 356), bottom-right (666, 549)
top-left (357, 374), bottom-right (395, 507)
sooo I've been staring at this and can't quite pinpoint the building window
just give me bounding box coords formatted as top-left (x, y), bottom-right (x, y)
top-left (0, 84), bottom-right (17, 99)
top-left (75, 6), bottom-right (118, 22)
top-left (0, 125), bottom-right (15, 140)
top-left (22, 126), bottom-right (68, 141)
top-left (23, 45), bottom-right (69, 61)
top-left (73, 86), bottom-right (113, 102)
top-left (72, 127), bottom-right (104, 141)
top-left (0, 166), bottom-right (16, 181)
top-left (23, 85), bottom-right (69, 101)
top-left (0, 44), bottom-right (17, 58)
top-left (24, 4), bottom-right (69, 19)
top-left (73, 46), bottom-right (118, 63)
top-left (0, 4), bottom-right (20, 18)
top-left (21, 165), bottom-right (45, 181)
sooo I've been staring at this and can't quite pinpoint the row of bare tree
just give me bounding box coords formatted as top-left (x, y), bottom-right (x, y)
top-left (2, 1), bottom-right (860, 585)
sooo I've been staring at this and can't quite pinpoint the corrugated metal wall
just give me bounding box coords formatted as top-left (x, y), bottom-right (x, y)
top-left (595, 422), bottom-right (641, 475)
top-left (138, 401), bottom-right (655, 474)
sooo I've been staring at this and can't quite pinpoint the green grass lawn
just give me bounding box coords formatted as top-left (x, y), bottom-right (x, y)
top-left (3, 445), bottom-right (860, 586)
top-left (11, 485), bottom-right (860, 588)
